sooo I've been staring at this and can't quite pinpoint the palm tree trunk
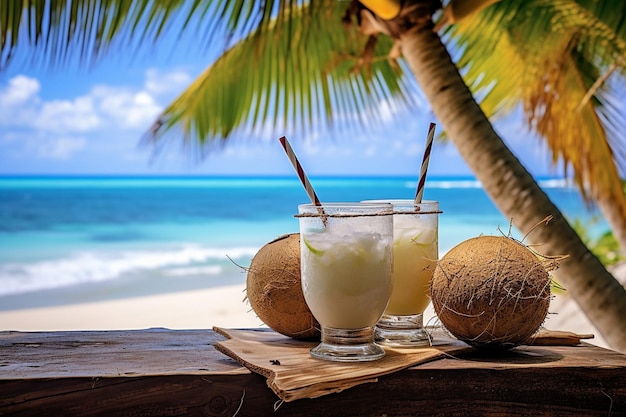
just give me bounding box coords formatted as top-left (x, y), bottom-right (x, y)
top-left (399, 21), bottom-right (626, 352)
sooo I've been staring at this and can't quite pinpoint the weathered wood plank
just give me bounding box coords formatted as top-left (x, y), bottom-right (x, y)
top-left (419, 342), bottom-right (626, 370)
top-left (1, 329), bottom-right (625, 417)
top-left (1, 375), bottom-right (272, 417)
top-left (2, 366), bottom-right (624, 416)
top-left (0, 328), bottom-right (249, 378)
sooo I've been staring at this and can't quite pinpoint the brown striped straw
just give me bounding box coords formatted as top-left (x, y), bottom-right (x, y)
top-left (414, 123), bottom-right (436, 205)
top-left (279, 136), bottom-right (326, 222)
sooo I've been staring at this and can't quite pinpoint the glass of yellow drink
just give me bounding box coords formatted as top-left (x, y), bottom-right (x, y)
top-left (297, 202), bottom-right (394, 362)
top-left (364, 200), bottom-right (440, 347)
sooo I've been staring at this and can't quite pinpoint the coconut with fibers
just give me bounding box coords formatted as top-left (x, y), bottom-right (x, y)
top-left (246, 233), bottom-right (320, 340)
top-left (430, 235), bottom-right (559, 349)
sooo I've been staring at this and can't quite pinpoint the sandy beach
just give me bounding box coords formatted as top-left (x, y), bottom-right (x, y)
top-left (0, 284), bottom-right (267, 332)
top-left (0, 281), bottom-right (616, 351)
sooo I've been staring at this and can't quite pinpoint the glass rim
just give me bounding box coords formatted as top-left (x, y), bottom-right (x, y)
top-left (298, 202), bottom-right (392, 209)
top-left (361, 199), bottom-right (441, 215)
top-left (294, 211), bottom-right (395, 218)
top-left (361, 199), bottom-right (439, 206)
top-left (296, 202), bottom-right (393, 218)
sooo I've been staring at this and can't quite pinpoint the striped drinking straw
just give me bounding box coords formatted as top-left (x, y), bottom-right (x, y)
top-left (414, 123), bottom-right (436, 205)
top-left (279, 137), bottom-right (326, 221)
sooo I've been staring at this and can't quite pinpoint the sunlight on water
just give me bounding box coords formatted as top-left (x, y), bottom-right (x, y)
top-left (0, 175), bottom-right (606, 310)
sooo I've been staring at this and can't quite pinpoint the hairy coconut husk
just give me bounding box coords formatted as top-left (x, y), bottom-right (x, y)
top-left (431, 235), bottom-right (553, 350)
top-left (246, 233), bottom-right (320, 340)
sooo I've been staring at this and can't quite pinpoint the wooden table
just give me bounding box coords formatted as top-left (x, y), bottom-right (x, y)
top-left (1, 328), bottom-right (625, 416)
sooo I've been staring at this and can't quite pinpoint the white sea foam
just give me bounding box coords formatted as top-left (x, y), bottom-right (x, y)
top-left (0, 245), bottom-right (258, 296)
top-left (405, 179), bottom-right (483, 189)
top-left (537, 178), bottom-right (573, 188)
top-left (406, 177), bottom-right (572, 190)
top-left (163, 266), bottom-right (223, 277)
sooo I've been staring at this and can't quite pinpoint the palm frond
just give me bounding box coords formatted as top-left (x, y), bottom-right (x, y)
top-left (0, 0), bottom-right (324, 70)
top-left (446, 0), bottom-right (626, 216)
top-left (146, 1), bottom-right (414, 152)
top-left (1, 0), bottom-right (225, 69)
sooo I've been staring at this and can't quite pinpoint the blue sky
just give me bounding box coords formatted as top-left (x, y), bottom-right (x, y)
top-left (0, 30), bottom-right (563, 178)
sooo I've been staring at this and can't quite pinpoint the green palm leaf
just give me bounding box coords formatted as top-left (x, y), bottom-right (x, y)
top-left (2, 1), bottom-right (181, 68)
top-left (145, 1), bottom-right (414, 151)
top-left (0, 0), bottom-right (306, 69)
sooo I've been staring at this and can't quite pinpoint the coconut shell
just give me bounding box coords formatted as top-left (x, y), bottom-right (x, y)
top-left (246, 233), bottom-right (320, 340)
top-left (431, 235), bottom-right (551, 349)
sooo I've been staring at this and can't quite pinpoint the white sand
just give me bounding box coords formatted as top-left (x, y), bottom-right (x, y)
top-left (0, 279), bottom-right (621, 351)
top-left (0, 284), bottom-right (267, 332)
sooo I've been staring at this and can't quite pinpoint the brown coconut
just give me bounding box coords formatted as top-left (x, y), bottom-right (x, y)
top-left (246, 233), bottom-right (320, 340)
top-left (431, 235), bottom-right (553, 349)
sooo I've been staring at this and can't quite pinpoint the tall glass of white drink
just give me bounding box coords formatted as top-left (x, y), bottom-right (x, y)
top-left (297, 202), bottom-right (393, 362)
top-left (364, 200), bottom-right (440, 347)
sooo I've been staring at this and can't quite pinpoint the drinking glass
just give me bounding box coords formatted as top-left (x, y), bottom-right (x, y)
top-left (297, 202), bottom-right (394, 362)
top-left (365, 200), bottom-right (440, 347)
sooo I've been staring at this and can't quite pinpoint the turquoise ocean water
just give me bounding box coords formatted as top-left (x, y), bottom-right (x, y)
top-left (0, 175), bottom-right (607, 311)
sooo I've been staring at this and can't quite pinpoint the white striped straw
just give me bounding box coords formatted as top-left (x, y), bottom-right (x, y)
top-left (279, 136), bottom-right (323, 208)
top-left (415, 123), bottom-right (436, 205)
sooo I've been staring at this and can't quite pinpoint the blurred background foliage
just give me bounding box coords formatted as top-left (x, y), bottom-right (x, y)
top-left (571, 179), bottom-right (626, 266)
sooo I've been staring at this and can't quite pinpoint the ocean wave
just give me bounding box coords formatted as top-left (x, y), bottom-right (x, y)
top-left (537, 178), bottom-right (573, 188)
top-left (0, 245), bottom-right (258, 296)
top-left (163, 266), bottom-right (224, 277)
top-left (406, 177), bottom-right (572, 190)
top-left (405, 179), bottom-right (483, 189)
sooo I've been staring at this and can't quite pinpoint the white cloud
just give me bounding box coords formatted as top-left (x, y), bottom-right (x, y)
top-left (0, 75), bottom-right (40, 106)
top-left (0, 77), bottom-right (40, 126)
top-left (36, 96), bottom-right (101, 132)
top-left (92, 86), bottom-right (161, 129)
top-left (0, 69), bottom-right (193, 135)
top-left (144, 68), bottom-right (192, 96)
top-left (0, 70), bottom-right (194, 163)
